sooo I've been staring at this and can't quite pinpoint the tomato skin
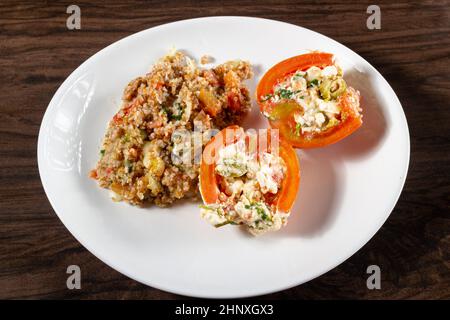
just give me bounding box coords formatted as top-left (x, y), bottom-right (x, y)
top-left (199, 126), bottom-right (300, 214)
top-left (272, 90), bottom-right (362, 148)
top-left (256, 52), bottom-right (362, 148)
top-left (275, 137), bottom-right (300, 213)
top-left (256, 52), bottom-right (333, 104)
top-left (199, 125), bottom-right (243, 204)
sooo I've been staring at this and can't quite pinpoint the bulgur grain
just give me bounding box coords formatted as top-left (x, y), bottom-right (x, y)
top-left (92, 51), bottom-right (253, 206)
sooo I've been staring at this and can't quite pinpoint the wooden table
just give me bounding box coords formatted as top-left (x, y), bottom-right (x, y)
top-left (1, 0), bottom-right (449, 299)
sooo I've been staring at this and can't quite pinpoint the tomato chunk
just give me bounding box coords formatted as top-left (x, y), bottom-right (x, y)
top-left (256, 52), bottom-right (362, 148)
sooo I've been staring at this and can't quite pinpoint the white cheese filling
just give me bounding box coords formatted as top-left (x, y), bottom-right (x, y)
top-left (262, 64), bottom-right (345, 135)
top-left (200, 140), bottom-right (289, 235)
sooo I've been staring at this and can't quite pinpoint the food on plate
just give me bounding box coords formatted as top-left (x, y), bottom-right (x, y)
top-left (90, 51), bottom-right (253, 206)
top-left (199, 126), bottom-right (300, 235)
top-left (256, 52), bottom-right (362, 148)
top-left (200, 55), bottom-right (212, 65)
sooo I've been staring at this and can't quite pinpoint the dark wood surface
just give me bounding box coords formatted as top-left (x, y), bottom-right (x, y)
top-left (0, 0), bottom-right (449, 299)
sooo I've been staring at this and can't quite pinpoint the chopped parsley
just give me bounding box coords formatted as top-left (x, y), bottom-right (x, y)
top-left (161, 104), bottom-right (170, 115)
top-left (140, 129), bottom-right (148, 140)
top-left (171, 113), bottom-right (183, 121)
top-left (200, 204), bottom-right (214, 211)
top-left (162, 102), bottom-right (184, 121)
top-left (295, 123), bottom-right (302, 135)
top-left (273, 89), bottom-right (303, 101)
top-left (277, 88), bottom-right (293, 99)
top-left (122, 133), bottom-right (130, 143)
top-left (308, 79), bottom-right (319, 87)
top-left (245, 203), bottom-right (271, 222)
top-left (260, 94), bottom-right (273, 102)
top-left (171, 102), bottom-right (184, 120)
top-left (214, 221), bottom-right (231, 228)
top-left (100, 149), bottom-right (105, 156)
top-left (259, 210), bottom-right (270, 221)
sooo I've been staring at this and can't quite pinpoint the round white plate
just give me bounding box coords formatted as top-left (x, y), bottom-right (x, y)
top-left (38, 16), bottom-right (409, 298)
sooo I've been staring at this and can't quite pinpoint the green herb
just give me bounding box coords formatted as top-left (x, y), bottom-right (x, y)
top-left (140, 129), bottom-right (148, 140)
top-left (223, 158), bottom-right (244, 168)
top-left (124, 160), bottom-right (133, 172)
top-left (277, 89), bottom-right (293, 99)
top-left (260, 94), bottom-right (273, 102)
top-left (122, 133), bottom-right (130, 143)
top-left (100, 149), bottom-right (105, 156)
top-left (308, 79), bottom-right (319, 87)
top-left (295, 123), bottom-right (302, 135)
top-left (324, 117), bottom-right (340, 130)
top-left (293, 73), bottom-right (304, 80)
top-left (171, 102), bottom-right (184, 120)
top-left (256, 205), bottom-right (269, 221)
top-left (214, 221), bottom-right (232, 228)
top-left (162, 102), bottom-right (184, 121)
top-left (245, 203), bottom-right (271, 222)
top-left (171, 113), bottom-right (183, 120)
top-left (161, 104), bottom-right (170, 115)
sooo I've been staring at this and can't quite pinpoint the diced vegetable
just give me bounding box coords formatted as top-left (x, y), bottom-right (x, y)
top-left (269, 101), bottom-right (303, 121)
top-left (320, 78), bottom-right (347, 101)
top-left (224, 70), bottom-right (240, 89)
top-left (199, 88), bottom-right (221, 116)
top-left (256, 52), bottom-right (362, 148)
top-left (148, 157), bottom-right (165, 177)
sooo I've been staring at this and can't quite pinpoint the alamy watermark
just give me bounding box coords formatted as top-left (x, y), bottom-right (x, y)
top-left (65, 5), bottom-right (381, 31)
top-left (366, 265), bottom-right (381, 289)
top-left (170, 125), bottom-right (280, 167)
top-left (367, 5), bottom-right (381, 30)
top-left (66, 265), bottom-right (81, 289)
top-left (66, 5), bottom-right (81, 30)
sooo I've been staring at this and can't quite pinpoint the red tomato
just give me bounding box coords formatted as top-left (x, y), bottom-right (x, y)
top-left (199, 126), bottom-right (300, 214)
top-left (256, 52), bottom-right (362, 148)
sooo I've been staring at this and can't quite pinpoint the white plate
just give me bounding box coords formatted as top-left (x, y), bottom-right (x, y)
top-left (38, 17), bottom-right (409, 298)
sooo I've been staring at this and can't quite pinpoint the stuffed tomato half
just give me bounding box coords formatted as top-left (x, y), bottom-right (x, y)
top-left (257, 52), bottom-right (362, 148)
top-left (199, 126), bottom-right (300, 235)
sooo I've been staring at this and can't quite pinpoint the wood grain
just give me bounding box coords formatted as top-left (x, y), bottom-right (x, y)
top-left (0, 0), bottom-right (449, 299)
